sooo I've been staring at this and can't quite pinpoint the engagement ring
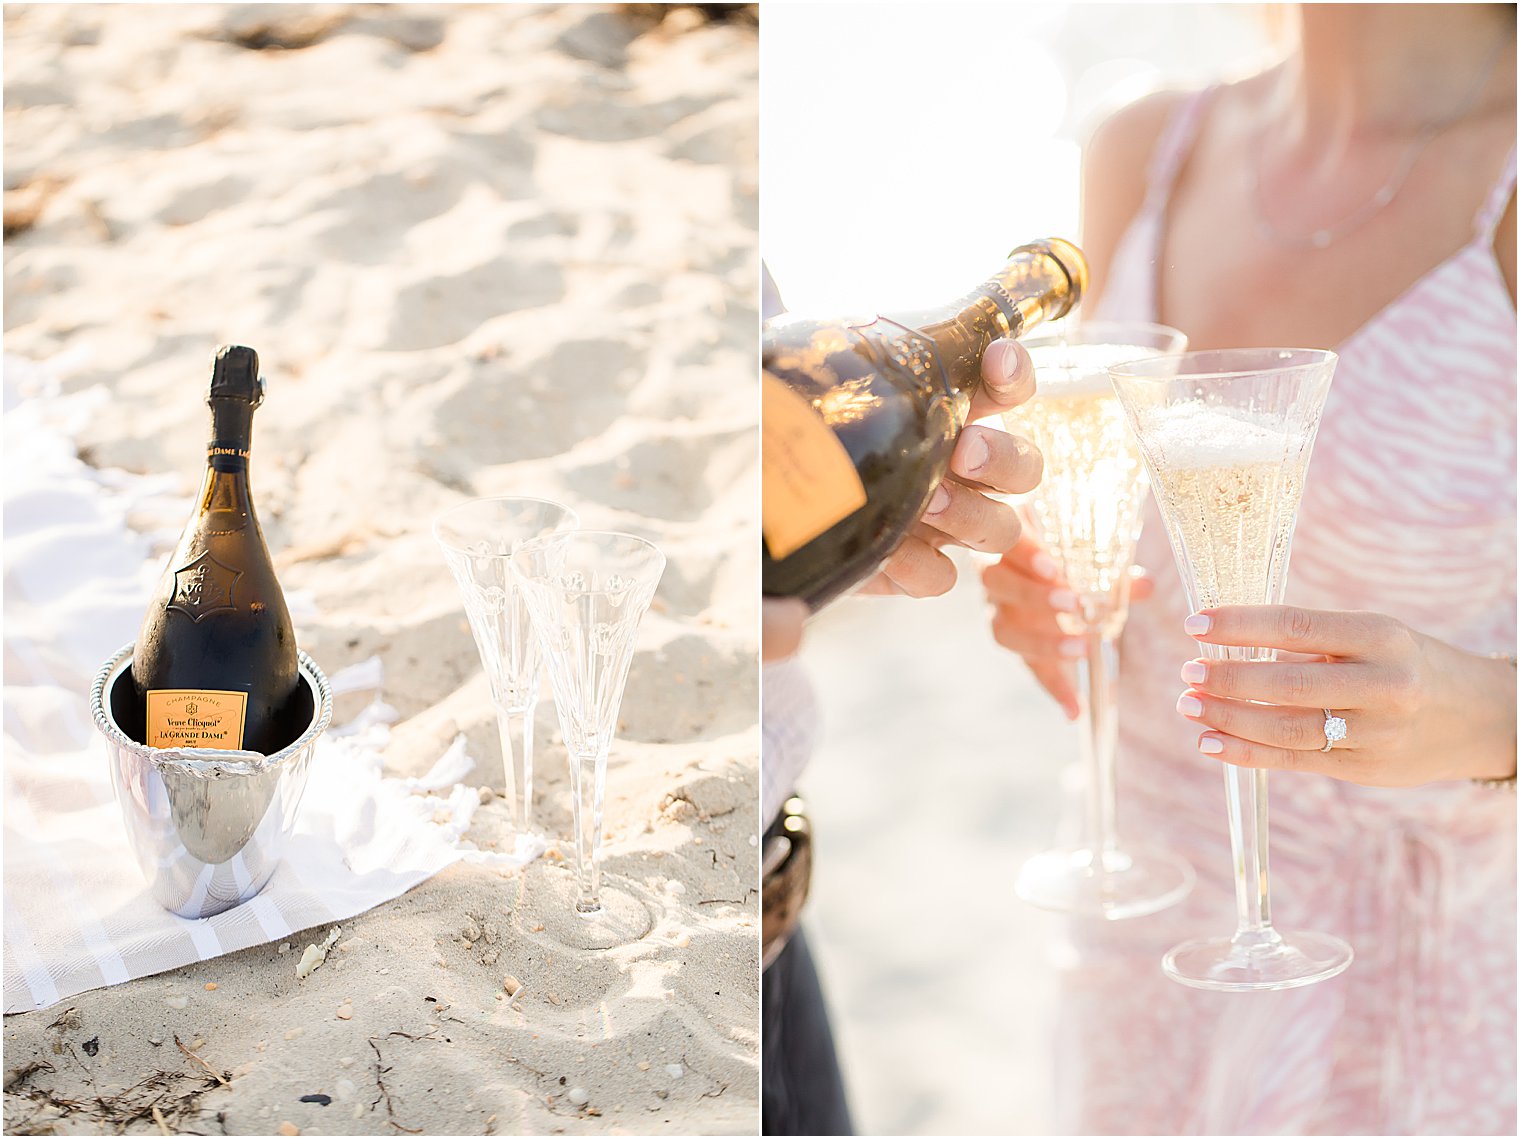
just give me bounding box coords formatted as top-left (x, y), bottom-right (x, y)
top-left (1321, 709), bottom-right (1348, 752)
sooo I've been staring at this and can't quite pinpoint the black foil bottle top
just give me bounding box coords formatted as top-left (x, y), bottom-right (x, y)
top-left (208, 345), bottom-right (265, 408)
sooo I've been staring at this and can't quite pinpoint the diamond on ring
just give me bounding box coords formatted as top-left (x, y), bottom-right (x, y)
top-left (1321, 709), bottom-right (1348, 753)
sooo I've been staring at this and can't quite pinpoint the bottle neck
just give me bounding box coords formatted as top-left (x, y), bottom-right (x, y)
top-left (202, 398), bottom-right (255, 516)
top-left (885, 242), bottom-right (1082, 413)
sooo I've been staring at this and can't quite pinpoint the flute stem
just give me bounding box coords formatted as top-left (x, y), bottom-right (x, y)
top-left (517, 703), bottom-right (535, 835)
top-left (496, 702), bottom-right (538, 837)
top-left (1214, 645), bottom-right (1277, 942)
top-left (1077, 629), bottom-right (1121, 865)
top-left (570, 749), bottom-right (608, 914)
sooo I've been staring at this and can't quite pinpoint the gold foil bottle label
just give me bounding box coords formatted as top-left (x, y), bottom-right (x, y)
top-left (762, 373), bottom-right (868, 561)
top-left (145, 689), bottom-right (248, 750)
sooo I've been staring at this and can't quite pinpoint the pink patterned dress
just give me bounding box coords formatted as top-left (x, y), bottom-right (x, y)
top-left (1066, 89), bottom-right (1518, 1135)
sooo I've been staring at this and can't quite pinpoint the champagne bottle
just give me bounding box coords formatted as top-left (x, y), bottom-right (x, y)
top-left (762, 238), bottom-right (1088, 609)
top-left (130, 345), bottom-right (299, 754)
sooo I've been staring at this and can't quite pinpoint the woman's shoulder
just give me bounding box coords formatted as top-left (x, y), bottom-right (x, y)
top-left (1083, 88), bottom-right (1193, 177)
top-left (1085, 71), bottom-right (1271, 167)
top-left (1080, 88), bottom-right (1198, 307)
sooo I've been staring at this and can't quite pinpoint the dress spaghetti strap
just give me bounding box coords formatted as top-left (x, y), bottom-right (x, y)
top-left (1473, 145), bottom-right (1517, 240)
top-left (1139, 87), bottom-right (1215, 215)
top-left (1091, 87), bottom-right (1215, 324)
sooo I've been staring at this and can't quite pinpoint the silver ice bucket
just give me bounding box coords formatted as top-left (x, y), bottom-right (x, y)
top-left (89, 643), bottom-right (333, 919)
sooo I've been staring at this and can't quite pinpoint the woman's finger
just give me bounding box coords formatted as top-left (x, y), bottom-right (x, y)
top-left (968, 338), bottom-right (1037, 420)
top-left (1180, 657), bottom-right (1369, 709)
top-left (997, 526), bottom-right (1065, 585)
top-left (1028, 658), bottom-right (1080, 720)
top-left (1185, 606), bottom-right (1406, 659)
top-left (1176, 689), bottom-right (1354, 753)
top-left (982, 559), bottom-right (1077, 612)
top-left (1191, 730), bottom-right (1377, 782)
top-left (1193, 731), bottom-right (1329, 773)
top-left (989, 609), bottom-right (1080, 718)
top-left (922, 479), bottom-right (1023, 553)
top-left (948, 424), bottom-right (1043, 495)
top-left (990, 603), bottom-right (1085, 661)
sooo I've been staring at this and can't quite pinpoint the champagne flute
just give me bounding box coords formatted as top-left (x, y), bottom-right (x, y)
top-left (511, 530), bottom-right (665, 920)
top-left (1109, 348), bottom-right (1353, 991)
top-left (1003, 321), bottom-right (1195, 919)
top-left (434, 497), bottom-right (579, 853)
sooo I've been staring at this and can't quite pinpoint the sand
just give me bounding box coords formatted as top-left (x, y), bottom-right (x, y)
top-left (3, 4), bottom-right (759, 1134)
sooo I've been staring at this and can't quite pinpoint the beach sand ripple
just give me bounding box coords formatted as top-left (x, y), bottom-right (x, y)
top-left (3, 4), bottom-right (757, 1134)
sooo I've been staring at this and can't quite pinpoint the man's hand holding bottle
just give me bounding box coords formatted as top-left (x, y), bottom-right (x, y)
top-left (858, 338), bottom-right (1042, 597)
top-left (762, 338), bottom-right (1046, 660)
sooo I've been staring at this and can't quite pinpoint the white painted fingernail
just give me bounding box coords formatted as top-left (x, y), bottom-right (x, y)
top-left (1176, 693), bottom-right (1204, 718)
top-left (1198, 735), bottom-right (1225, 755)
top-left (1183, 613), bottom-right (1212, 636)
top-left (1180, 661), bottom-right (1206, 685)
top-left (1059, 638), bottom-right (1084, 659)
top-left (925, 484), bottom-right (950, 517)
top-left (1049, 588), bottom-right (1077, 612)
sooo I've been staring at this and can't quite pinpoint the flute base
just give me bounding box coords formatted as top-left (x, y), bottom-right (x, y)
top-left (1162, 929), bottom-right (1353, 992)
top-left (1015, 842), bottom-right (1195, 921)
top-left (524, 867), bottom-right (654, 950)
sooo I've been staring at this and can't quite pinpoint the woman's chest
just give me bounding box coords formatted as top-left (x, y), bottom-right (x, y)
top-left (1156, 218), bottom-right (1485, 356)
top-left (1154, 129), bottom-right (1508, 353)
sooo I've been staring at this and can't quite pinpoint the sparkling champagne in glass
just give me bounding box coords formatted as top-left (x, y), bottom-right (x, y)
top-left (1110, 348), bottom-right (1353, 991)
top-left (1002, 322), bottom-right (1194, 919)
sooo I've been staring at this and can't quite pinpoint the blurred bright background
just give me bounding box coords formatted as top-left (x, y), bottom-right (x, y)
top-left (763, 4), bottom-right (1274, 1134)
